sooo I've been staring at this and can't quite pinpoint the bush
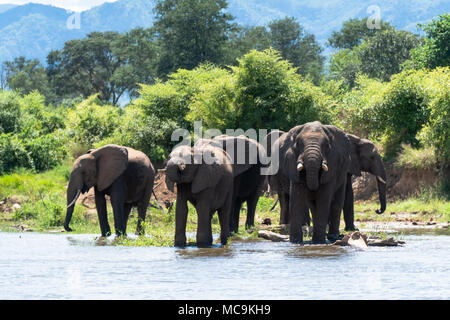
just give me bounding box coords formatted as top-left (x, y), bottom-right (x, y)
top-left (0, 134), bottom-right (33, 174)
top-left (66, 95), bottom-right (121, 148)
top-left (0, 90), bottom-right (22, 134)
top-left (98, 105), bottom-right (178, 162)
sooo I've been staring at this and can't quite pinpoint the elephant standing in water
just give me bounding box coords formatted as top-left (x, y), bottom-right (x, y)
top-left (165, 144), bottom-right (233, 247)
top-left (196, 135), bottom-right (267, 233)
top-left (273, 121), bottom-right (352, 244)
top-left (64, 145), bottom-right (155, 236)
top-left (343, 134), bottom-right (387, 231)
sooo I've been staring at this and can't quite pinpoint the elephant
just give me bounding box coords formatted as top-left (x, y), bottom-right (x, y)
top-left (273, 121), bottom-right (352, 244)
top-left (165, 143), bottom-right (234, 247)
top-left (343, 134), bottom-right (387, 231)
top-left (196, 135), bottom-right (267, 233)
top-left (265, 130), bottom-right (312, 226)
top-left (64, 144), bottom-right (155, 237)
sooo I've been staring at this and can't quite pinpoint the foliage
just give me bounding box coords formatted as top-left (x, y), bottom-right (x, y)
top-left (0, 90), bottom-right (22, 134)
top-left (409, 14), bottom-right (450, 69)
top-left (328, 17), bottom-right (393, 49)
top-left (153, 0), bottom-right (236, 76)
top-left (98, 105), bottom-right (178, 162)
top-left (231, 17), bottom-right (324, 83)
top-left (397, 144), bottom-right (436, 170)
top-left (2, 57), bottom-right (55, 103)
top-left (66, 95), bottom-right (120, 148)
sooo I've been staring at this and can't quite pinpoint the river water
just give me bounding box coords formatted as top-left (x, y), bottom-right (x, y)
top-left (0, 230), bottom-right (449, 299)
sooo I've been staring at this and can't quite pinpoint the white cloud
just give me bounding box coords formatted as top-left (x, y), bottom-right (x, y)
top-left (0, 0), bottom-right (119, 12)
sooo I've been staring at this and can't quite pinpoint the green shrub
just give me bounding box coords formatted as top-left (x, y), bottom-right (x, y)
top-left (98, 105), bottom-right (178, 161)
top-left (66, 95), bottom-right (121, 148)
top-left (0, 90), bottom-right (22, 134)
top-left (0, 134), bottom-right (33, 174)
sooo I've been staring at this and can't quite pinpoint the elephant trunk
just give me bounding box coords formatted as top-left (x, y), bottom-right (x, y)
top-left (64, 171), bottom-right (82, 232)
top-left (375, 176), bottom-right (387, 214)
top-left (303, 144), bottom-right (322, 191)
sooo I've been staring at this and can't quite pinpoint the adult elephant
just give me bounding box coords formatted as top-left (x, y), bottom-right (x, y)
top-left (64, 144), bottom-right (155, 237)
top-left (343, 134), bottom-right (387, 231)
top-left (273, 121), bottom-right (352, 244)
top-left (165, 144), bottom-right (233, 247)
top-left (196, 135), bottom-right (267, 233)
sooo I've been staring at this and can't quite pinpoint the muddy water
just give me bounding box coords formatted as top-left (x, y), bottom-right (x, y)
top-left (0, 231), bottom-right (449, 299)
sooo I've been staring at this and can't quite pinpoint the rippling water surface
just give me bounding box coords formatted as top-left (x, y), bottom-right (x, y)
top-left (1, 231), bottom-right (449, 299)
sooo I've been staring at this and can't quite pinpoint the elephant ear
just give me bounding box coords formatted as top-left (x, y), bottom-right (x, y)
top-left (278, 128), bottom-right (302, 183)
top-left (191, 147), bottom-right (224, 194)
top-left (91, 145), bottom-right (128, 192)
top-left (347, 134), bottom-right (362, 176)
top-left (321, 126), bottom-right (352, 185)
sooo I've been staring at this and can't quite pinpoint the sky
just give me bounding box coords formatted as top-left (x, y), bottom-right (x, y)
top-left (0, 0), bottom-right (118, 12)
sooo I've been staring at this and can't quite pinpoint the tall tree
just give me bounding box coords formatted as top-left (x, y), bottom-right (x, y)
top-left (358, 29), bottom-right (420, 81)
top-left (231, 17), bottom-right (324, 83)
top-left (328, 17), bottom-right (393, 49)
top-left (153, 0), bottom-right (237, 76)
top-left (2, 57), bottom-right (54, 101)
top-left (410, 14), bottom-right (450, 69)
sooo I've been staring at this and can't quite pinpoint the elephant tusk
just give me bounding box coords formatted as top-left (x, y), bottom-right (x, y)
top-left (67, 189), bottom-right (81, 209)
top-left (297, 162), bottom-right (304, 172)
top-left (322, 162), bottom-right (328, 172)
top-left (377, 176), bottom-right (386, 184)
top-left (178, 163), bottom-right (186, 171)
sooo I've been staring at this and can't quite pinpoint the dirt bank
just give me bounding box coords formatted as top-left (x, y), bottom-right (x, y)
top-left (353, 165), bottom-right (439, 200)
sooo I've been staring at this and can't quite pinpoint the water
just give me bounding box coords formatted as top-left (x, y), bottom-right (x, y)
top-left (0, 231), bottom-right (449, 299)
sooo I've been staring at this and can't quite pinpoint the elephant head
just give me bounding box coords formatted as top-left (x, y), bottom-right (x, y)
top-left (347, 134), bottom-right (387, 214)
top-left (278, 121), bottom-right (351, 191)
top-left (165, 144), bottom-right (228, 194)
top-left (64, 145), bottom-right (128, 231)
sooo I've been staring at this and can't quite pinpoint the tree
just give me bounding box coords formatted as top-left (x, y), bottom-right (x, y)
top-left (328, 17), bottom-right (393, 49)
top-left (358, 29), bottom-right (421, 81)
top-left (47, 32), bottom-right (145, 105)
top-left (2, 57), bottom-right (54, 102)
top-left (230, 17), bottom-right (324, 83)
top-left (410, 14), bottom-right (450, 69)
top-left (153, 0), bottom-right (237, 76)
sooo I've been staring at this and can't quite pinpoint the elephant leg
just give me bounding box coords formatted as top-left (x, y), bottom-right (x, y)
top-left (327, 184), bottom-right (346, 242)
top-left (122, 203), bottom-right (133, 234)
top-left (245, 193), bottom-right (259, 229)
top-left (110, 176), bottom-right (126, 236)
top-left (94, 188), bottom-right (111, 237)
top-left (136, 179), bottom-right (152, 235)
top-left (196, 201), bottom-right (213, 247)
top-left (311, 191), bottom-right (332, 244)
top-left (174, 186), bottom-right (189, 247)
top-left (230, 198), bottom-right (242, 234)
top-left (343, 174), bottom-right (358, 231)
top-left (218, 192), bottom-right (231, 245)
top-left (279, 191), bottom-right (290, 225)
top-left (289, 182), bottom-right (307, 244)
top-left (303, 209), bottom-right (311, 227)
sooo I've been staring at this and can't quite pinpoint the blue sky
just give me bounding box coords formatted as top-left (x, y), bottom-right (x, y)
top-left (0, 0), bottom-right (118, 11)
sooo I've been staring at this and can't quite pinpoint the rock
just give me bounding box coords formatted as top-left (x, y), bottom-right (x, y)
top-left (257, 230), bottom-right (289, 242)
top-left (347, 232), bottom-right (368, 251)
top-left (367, 237), bottom-right (405, 247)
top-left (11, 203), bottom-right (21, 211)
top-left (262, 218), bottom-right (272, 225)
top-left (333, 231), bottom-right (405, 248)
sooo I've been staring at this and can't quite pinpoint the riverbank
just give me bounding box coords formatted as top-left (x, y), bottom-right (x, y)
top-left (0, 165), bottom-right (449, 246)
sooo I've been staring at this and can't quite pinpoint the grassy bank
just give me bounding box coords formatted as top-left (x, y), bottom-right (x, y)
top-left (0, 166), bottom-right (449, 246)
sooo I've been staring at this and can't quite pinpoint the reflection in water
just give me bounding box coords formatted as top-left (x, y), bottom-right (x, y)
top-left (286, 244), bottom-right (348, 259)
top-left (176, 246), bottom-right (234, 259)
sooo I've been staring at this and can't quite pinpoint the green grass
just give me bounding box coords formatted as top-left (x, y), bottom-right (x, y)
top-left (396, 144), bottom-right (436, 170)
